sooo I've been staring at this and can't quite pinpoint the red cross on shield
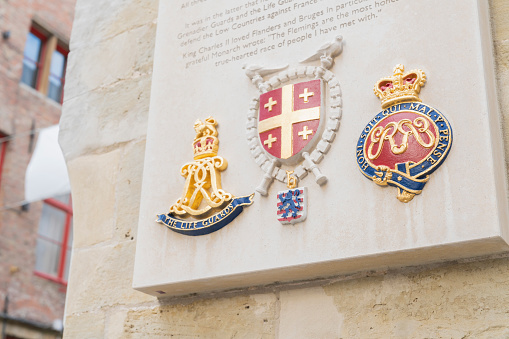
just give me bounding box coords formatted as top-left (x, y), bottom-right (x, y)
top-left (258, 79), bottom-right (322, 161)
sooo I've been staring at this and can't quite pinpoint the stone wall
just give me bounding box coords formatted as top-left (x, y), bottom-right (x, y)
top-left (60, 0), bottom-right (509, 338)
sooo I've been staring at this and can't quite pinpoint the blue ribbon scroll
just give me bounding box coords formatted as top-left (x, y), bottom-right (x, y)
top-left (156, 194), bottom-right (254, 236)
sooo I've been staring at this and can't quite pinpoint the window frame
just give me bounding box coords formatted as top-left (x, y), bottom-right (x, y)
top-left (49, 44), bottom-right (69, 104)
top-left (21, 26), bottom-right (48, 91)
top-left (21, 24), bottom-right (69, 105)
top-left (33, 195), bottom-right (73, 285)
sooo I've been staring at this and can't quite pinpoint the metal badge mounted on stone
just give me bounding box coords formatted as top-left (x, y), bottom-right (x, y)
top-left (156, 117), bottom-right (254, 235)
top-left (356, 65), bottom-right (453, 202)
top-left (244, 36), bottom-right (343, 224)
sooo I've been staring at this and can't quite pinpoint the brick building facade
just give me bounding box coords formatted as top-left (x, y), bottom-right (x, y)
top-left (0, 0), bottom-right (76, 338)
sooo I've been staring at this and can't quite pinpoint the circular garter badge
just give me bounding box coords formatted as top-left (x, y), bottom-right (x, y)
top-left (356, 65), bottom-right (453, 202)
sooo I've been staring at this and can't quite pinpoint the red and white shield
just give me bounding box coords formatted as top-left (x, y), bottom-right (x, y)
top-left (258, 79), bottom-right (322, 161)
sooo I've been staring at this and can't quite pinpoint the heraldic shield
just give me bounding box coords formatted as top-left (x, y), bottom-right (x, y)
top-left (259, 80), bottom-right (323, 163)
top-left (244, 36), bottom-right (344, 197)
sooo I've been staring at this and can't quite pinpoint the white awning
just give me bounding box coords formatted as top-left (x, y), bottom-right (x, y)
top-left (25, 125), bottom-right (70, 203)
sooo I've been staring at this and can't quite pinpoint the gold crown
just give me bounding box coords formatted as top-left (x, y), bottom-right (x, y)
top-left (193, 117), bottom-right (219, 159)
top-left (373, 64), bottom-right (426, 109)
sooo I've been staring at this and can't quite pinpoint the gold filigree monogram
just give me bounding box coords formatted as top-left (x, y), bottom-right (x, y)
top-left (169, 117), bottom-right (233, 217)
top-left (367, 117), bottom-right (435, 160)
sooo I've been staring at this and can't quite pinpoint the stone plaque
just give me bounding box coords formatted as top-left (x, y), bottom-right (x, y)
top-left (133, 0), bottom-right (509, 297)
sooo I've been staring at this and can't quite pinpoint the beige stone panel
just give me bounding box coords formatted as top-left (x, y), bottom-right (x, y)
top-left (64, 311), bottom-right (105, 339)
top-left (70, 0), bottom-right (158, 51)
top-left (134, 0), bottom-right (509, 297)
top-left (65, 22), bottom-right (156, 101)
top-left (105, 309), bottom-right (129, 339)
top-left (115, 140), bottom-right (146, 242)
top-left (60, 74), bottom-right (151, 161)
top-left (65, 241), bottom-right (155, 315)
top-left (323, 258), bottom-right (509, 338)
top-left (66, 149), bottom-right (121, 248)
top-left (278, 287), bottom-right (343, 339)
top-left (66, 242), bottom-right (156, 315)
top-left (121, 293), bottom-right (277, 339)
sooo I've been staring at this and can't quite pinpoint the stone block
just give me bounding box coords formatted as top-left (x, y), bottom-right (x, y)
top-left (105, 309), bottom-right (129, 339)
top-left (66, 241), bottom-right (155, 315)
top-left (65, 311), bottom-right (105, 339)
top-left (279, 287), bottom-right (343, 339)
top-left (114, 140), bottom-right (147, 242)
top-left (66, 22), bottom-right (156, 101)
top-left (60, 74), bottom-right (151, 161)
top-left (123, 293), bottom-right (277, 338)
top-left (67, 150), bottom-right (122, 248)
top-left (70, 0), bottom-right (158, 50)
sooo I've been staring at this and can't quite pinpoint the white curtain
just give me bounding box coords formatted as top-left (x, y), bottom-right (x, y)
top-left (25, 125), bottom-right (71, 203)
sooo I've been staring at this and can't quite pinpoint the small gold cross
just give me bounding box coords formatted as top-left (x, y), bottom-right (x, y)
top-left (264, 134), bottom-right (277, 148)
top-left (264, 97), bottom-right (277, 112)
top-left (299, 88), bottom-right (314, 103)
top-left (298, 126), bottom-right (313, 140)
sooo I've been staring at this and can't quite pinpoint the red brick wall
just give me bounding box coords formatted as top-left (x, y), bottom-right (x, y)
top-left (0, 0), bottom-right (76, 328)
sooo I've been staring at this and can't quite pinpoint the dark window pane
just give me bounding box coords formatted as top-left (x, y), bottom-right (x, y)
top-left (48, 78), bottom-right (63, 102)
top-left (24, 33), bottom-right (42, 62)
top-left (21, 32), bottom-right (43, 88)
top-left (21, 60), bottom-right (38, 87)
top-left (47, 50), bottom-right (66, 103)
top-left (50, 50), bottom-right (65, 78)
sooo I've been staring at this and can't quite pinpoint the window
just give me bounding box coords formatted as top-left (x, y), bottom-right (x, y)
top-left (21, 28), bottom-right (46, 88)
top-left (48, 46), bottom-right (68, 103)
top-left (34, 194), bottom-right (73, 284)
top-left (20, 25), bottom-right (68, 104)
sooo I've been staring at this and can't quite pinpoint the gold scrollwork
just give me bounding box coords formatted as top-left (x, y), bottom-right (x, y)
top-left (372, 165), bottom-right (392, 186)
top-left (397, 190), bottom-right (415, 203)
top-left (367, 117), bottom-right (435, 160)
top-left (170, 156), bottom-right (232, 217)
top-left (168, 117), bottom-right (234, 218)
